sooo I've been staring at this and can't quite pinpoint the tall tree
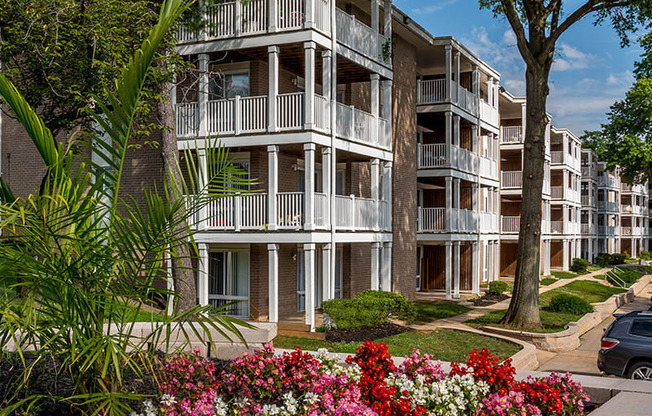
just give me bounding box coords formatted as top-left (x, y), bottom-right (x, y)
top-left (585, 32), bottom-right (652, 184)
top-left (480, 0), bottom-right (650, 329)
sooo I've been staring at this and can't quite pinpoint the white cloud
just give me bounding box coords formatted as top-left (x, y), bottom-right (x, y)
top-left (552, 43), bottom-right (596, 72)
top-left (606, 71), bottom-right (633, 86)
top-left (411, 0), bottom-right (458, 15)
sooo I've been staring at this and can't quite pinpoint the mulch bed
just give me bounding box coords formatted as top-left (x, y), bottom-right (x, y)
top-left (470, 293), bottom-right (510, 306)
top-left (325, 323), bottom-right (412, 343)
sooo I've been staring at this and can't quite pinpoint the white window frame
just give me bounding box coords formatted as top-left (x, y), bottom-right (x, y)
top-left (208, 249), bottom-right (250, 318)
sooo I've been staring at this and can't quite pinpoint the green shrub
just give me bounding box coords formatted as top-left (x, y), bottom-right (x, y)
top-left (596, 253), bottom-right (611, 268)
top-left (322, 290), bottom-right (415, 331)
top-left (640, 251), bottom-right (651, 261)
top-left (611, 253), bottom-right (628, 265)
top-left (488, 281), bottom-right (509, 295)
top-left (547, 294), bottom-right (593, 315)
top-left (615, 269), bottom-right (642, 286)
top-left (570, 258), bottom-right (590, 274)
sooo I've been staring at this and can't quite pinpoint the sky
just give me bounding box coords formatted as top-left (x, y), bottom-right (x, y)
top-left (394, 0), bottom-right (643, 137)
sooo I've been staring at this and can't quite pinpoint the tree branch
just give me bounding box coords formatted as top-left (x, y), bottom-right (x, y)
top-left (500, 0), bottom-right (536, 67)
top-left (546, 0), bottom-right (635, 52)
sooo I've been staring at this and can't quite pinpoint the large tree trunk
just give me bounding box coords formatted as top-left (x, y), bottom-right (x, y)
top-left (501, 60), bottom-right (552, 329)
top-left (156, 61), bottom-right (197, 313)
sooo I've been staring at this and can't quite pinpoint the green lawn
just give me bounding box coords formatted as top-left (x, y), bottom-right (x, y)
top-left (465, 309), bottom-right (583, 333)
top-left (593, 274), bottom-right (605, 281)
top-left (587, 265), bottom-right (603, 272)
top-left (540, 277), bottom-right (558, 286)
top-left (465, 280), bottom-right (626, 333)
top-left (551, 271), bottom-right (580, 279)
top-left (273, 329), bottom-right (521, 362)
top-left (413, 301), bottom-right (471, 324)
top-left (539, 280), bottom-right (626, 307)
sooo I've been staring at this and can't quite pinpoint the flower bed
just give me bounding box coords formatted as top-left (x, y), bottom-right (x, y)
top-left (131, 343), bottom-right (590, 416)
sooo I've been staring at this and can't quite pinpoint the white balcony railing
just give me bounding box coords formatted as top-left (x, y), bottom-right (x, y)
top-left (501, 126), bottom-right (523, 144)
top-left (501, 171), bottom-right (522, 189)
top-left (417, 207), bottom-right (446, 232)
top-left (501, 216), bottom-right (520, 233)
top-left (479, 99), bottom-right (499, 126)
top-left (581, 223), bottom-right (593, 234)
top-left (418, 143), bottom-right (447, 168)
top-left (480, 212), bottom-right (499, 233)
top-left (204, 194), bottom-right (268, 230)
top-left (581, 166), bottom-right (597, 180)
top-left (276, 93), bottom-right (304, 131)
top-left (597, 200), bottom-right (619, 212)
top-left (277, 192), bottom-right (304, 229)
top-left (334, 195), bottom-right (390, 231)
top-left (598, 225), bottom-right (617, 235)
top-left (551, 186), bottom-right (564, 199)
top-left (314, 94), bottom-right (329, 132)
top-left (598, 175), bottom-right (619, 188)
top-left (315, 192), bottom-right (329, 227)
top-left (550, 151), bottom-right (563, 164)
top-left (335, 102), bottom-right (391, 149)
top-left (550, 221), bottom-right (563, 234)
top-left (336, 8), bottom-right (384, 63)
top-left (416, 79), bottom-right (446, 105)
top-left (177, 0), bottom-right (332, 41)
top-left (417, 208), bottom-right (478, 233)
top-left (622, 226), bottom-right (632, 236)
top-left (581, 195), bottom-right (593, 206)
top-left (479, 156), bottom-right (499, 179)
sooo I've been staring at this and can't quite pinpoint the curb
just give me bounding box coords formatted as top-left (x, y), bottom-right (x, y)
top-left (479, 275), bottom-right (651, 352)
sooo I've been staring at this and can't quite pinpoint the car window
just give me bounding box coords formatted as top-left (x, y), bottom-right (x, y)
top-left (630, 320), bottom-right (652, 338)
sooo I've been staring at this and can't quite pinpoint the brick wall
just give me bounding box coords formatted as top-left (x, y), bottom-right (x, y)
top-left (391, 35), bottom-right (418, 300)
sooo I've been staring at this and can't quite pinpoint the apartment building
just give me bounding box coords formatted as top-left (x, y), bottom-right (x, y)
top-left (581, 149), bottom-right (599, 261)
top-left (618, 179), bottom-right (649, 257)
top-left (170, 0), bottom-right (407, 330)
top-left (407, 36), bottom-right (501, 298)
top-left (596, 162), bottom-right (622, 254)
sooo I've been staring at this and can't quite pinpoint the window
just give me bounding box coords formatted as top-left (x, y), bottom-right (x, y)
top-left (630, 320), bottom-right (652, 338)
top-left (209, 71), bottom-right (250, 100)
top-left (336, 168), bottom-right (346, 195)
top-left (208, 251), bottom-right (249, 317)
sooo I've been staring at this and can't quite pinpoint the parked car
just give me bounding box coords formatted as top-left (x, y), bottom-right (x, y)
top-left (598, 311), bottom-right (652, 380)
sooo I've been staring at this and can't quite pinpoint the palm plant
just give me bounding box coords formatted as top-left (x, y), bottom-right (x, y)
top-left (0, 0), bottom-right (251, 414)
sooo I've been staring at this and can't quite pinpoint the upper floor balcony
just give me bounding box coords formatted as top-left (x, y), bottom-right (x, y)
top-left (581, 165), bottom-right (597, 181)
top-left (175, 92), bottom-right (391, 150)
top-left (193, 192), bottom-right (390, 232)
top-left (621, 182), bottom-right (648, 194)
top-left (417, 207), bottom-right (497, 234)
top-left (597, 225), bottom-right (618, 236)
top-left (621, 204), bottom-right (647, 216)
top-left (581, 194), bottom-right (595, 207)
top-left (175, 0), bottom-right (392, 67)
top-left (417, 143), bottom-right (498, 178)
top-left (415, 78), bottom-right (499, 123)
top-left (598, 175), bottom-right (619, 189)
top-left (501, 215), bottom-right (552, 234)
top-left (597, 200), bottom-right (619, 212)
top-left (501, 126), bottom-right (523, 144)
top-left (621, 226), bottom-right (646, 236)
top-left (581, 223), bottom-right (594, 235)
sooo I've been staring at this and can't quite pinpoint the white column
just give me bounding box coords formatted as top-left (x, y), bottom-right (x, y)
top-left (304, 42), bottom-right (316, 130)
top-left (198, 243), bottom-right (209, 306)
top-left (445, 111), bottom-right (453, 163)
top-left (268, 0), bottom-right (277, 32)
top-left (268, 46), bottom-right (279, 132)
top-left (322, 147), bottom-right (332, 225)
top-left (493, 79), bottom-right (500, 108)
top-left (371, 0), bottom-right (379, 34)
top-left (472, 241), bottom-right (480, 295)
top-left (371, 242), bottom-right (380, 290)
top-left (445, 45), bottom-right (452, 102)
top-left (563, 239), bottom-right (570, 270)
top-left (371, 158), bottom-right (380, 230)
top-left (454, 178), bottom-right (461, 230)
top-left (322, 244), bottom-right (331, 302)
top-left (445, 177), bottom-right (453, 232)
top-left (588, 235), bottom-right (594, 263)
top-left (472, 65), bottom-right (479, 95)
top-left (382, 242), bottom-right (392, 291)
top-left (304, 0), bottom-right (314, 28)
top-left (268, 243), bottom-right (279, 322)
top-left (383, 0), bottom-right (392, 36)
top-left (455, 51), bottom-right (461, 104)
top-left (371, 74), bottom-right (380, 117)
top-left (487, 241), bottom-right (494, 281)
top-left (304, 143), bottom-right (316, 230)
top-left (487, 77), bottom-right (494, 109)
top-left (268, 145), bottom-right (279, 230)
top-left (570, 239), bottom-right (576, 262)
top-left (453, 115), bottom-right (460, 147)
top-left (453, 241), bottom-right (461, 298)
top-left (383, 161), bottom-right (393, 227)
top-left (198, 54), bottom-right (209, 137)
top-left (471, 125), bottom-right (478, 154)
top-left (445, 242), bottom-right (452, 299)
top-left (322, 51), bottom-right (332, 128)
top-left (304, 243), bottom-right (315, 330)
top-left (381, 80), bottom-right (393, 127)
top-left (521, 103), bottom-right (527, 136)
top-left (494, 241), bottom-right (501, 281)
top-left (197, 149), bottom-right (208, 230)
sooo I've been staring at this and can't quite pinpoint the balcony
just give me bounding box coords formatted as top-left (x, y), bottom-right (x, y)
top-left (581, 223), bottom-right (593, 234)
top-left (581, 195), bottom-right (593, 207)
top-left (194, 192), bottom-right (389, 232)
top-left (501, 171), bottom-right (522, 189)
top-left (417, 143), bottom-right (479, 174)
top-left (551, 186), bottom-right (564, 200)
top-left (501, 126), bottom-right (523, 144)
top-left (479, 99), bottom-right (499, 126)
top-left (581, 166), bottom-right (597, 181)
top-left (176, 0), bottom-right (390, 66)
top-left (479, 212), bottom-right (499, 233)
top-left (597, 201), bottom-right (619, 212)
top-left (417, 207), bottom-right (478, 233)
top-left (597, 225), bottom-right (617, 236)
top-left (621, 183), bottom-right (647, 194)
top-left (598, 175), bottom-right (619, 188)
top-left (501, 216), bottom-right (520, 233)
top-left (621, 205), bottom-right (646, 215)
top-left (550, 151), bottom-right (563, 164)
top-left (550, 221), bottom-right (563, 234)
top-left (416, 79), bottom-right (483, 116)
top-left (175, 93), bottom-right (391, 150)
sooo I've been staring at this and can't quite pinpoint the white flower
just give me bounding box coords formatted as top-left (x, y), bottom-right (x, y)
top-left (303, 391), bottom-right (320, 405)
top-left (214, 395), bottom-right (229, 416)
top-left (160, 394), bottom-right (177, 407)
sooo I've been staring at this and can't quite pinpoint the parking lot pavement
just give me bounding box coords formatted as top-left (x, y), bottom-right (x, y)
top-left (536, 284), bottom-right (652, 376)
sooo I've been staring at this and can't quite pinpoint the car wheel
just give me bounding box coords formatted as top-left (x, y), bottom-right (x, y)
top-left (627, 362), bottom-right (652, 380)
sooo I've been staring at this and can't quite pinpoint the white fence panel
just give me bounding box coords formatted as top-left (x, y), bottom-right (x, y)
top-left (277, 192), bottom-right (303, 229)
top-left (277, 92), bottom-right (304, 130)
top-left (278, 0), bottom-right (304, 30)
top-left (207, 99), bottom-right (235, 134)
top-left (239, 96), bottom-right (268, 133)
